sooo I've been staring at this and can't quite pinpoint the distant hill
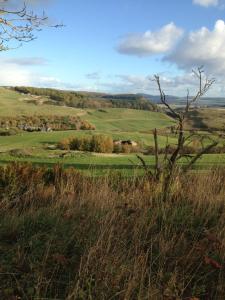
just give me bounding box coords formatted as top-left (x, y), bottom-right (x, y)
top-left (13, 87), bottom-right (159, 112)
top-left (137, 93), bottom-right (178, 103)
top-left (138, 93), bottom-right (225, 107)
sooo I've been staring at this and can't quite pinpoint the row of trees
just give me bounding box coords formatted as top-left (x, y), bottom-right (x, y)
top-left (58, 135), bottom-right (140, 153)
top-left (58, 135), bottom-right (114, 153)
top-left (0, 115), bottom-right (95, 131)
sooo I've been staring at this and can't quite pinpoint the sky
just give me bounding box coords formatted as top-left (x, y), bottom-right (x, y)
top-left (1, 0), bottom-right (225, 96)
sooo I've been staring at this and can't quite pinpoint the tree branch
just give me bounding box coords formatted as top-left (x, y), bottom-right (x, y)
top-left (0, 1), bottom-right (62, 51)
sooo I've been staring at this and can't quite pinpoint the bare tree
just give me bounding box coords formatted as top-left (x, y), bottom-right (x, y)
top-left (152, 67), bottom-right (218, 199)
top-left (0, 1), bottom-right (61, 51)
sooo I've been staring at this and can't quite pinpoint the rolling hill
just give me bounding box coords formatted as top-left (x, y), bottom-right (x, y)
top-left (0, 87), bottom-right (176, 152)
top-left (0, 87), bottom-right (224, 171)
top-left (13, 86), bottom-right (158, 111)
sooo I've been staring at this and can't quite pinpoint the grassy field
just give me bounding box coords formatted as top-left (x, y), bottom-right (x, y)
top-left (0, 152), bottom-right (224, 176)
top-left (0, 88), bottom-right (175, 131)
top-left (186, 108), bottom-right (225, 131)
top-left (0, 88), bottom-right (83, 116)
top-left (84, 108), bottom-right (175, 131)
top-left (0, 130), bottom-right (178, 151)
top-left (0, 88), bottom-right (224, 173)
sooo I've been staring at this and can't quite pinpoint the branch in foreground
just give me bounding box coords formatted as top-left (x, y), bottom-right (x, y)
top-left (0, 2), bottom-right (63, 50)
top-left (183, 141), bottom-right (218, 173)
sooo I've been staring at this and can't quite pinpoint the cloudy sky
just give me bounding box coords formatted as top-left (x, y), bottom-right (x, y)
top-left (1, 0), bottom-right (225, 96)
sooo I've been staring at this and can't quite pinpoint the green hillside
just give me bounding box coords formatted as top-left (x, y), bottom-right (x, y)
top-left (84, 108), bottom-right (175, 131)
top-left (0, 87), bottom-right (175, 132)
top-left (0, 86), bottom-right (176, 152)
top-left (0, 88), bottom-right (84, 116)
top-left (0, 87), bottom-right (224, 173)
top-left (14, 86), bottom-right (158, 111)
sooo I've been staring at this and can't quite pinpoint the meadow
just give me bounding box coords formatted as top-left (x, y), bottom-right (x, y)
top-left (0, 88), bottom-right (224, 175)
top-left (0, 151), bottom-right (225, 176)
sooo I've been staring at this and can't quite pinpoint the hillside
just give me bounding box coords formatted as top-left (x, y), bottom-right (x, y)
top-left (84, 108), bottom-right (174, 131)
top-left (0, 87), bottom-right (224, 172)
top-left (0, 88), bottom-right (83, 117)
top-left (185, 108), bottom-right (225, 131)
top-left (14, 86), bottom-right (159, 111)
top-left (0, 87), bottom-right (175, 132)
top-left (2, 87), bottom-right (225, 133)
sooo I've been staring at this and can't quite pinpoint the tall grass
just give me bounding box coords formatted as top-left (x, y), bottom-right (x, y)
top-left (0, 163), bottom-right (224, 299)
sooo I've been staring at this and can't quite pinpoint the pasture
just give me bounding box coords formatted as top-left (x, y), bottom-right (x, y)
top-left (0, 88), bottom-right (83, 116)
top-left (0, 88), bottom-right (224, 175)
top-left (0, 151), bottom-right (224, 176)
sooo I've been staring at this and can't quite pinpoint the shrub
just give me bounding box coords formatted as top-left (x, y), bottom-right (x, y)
top-left (58, 139), bottom-right (70, 150)
top-left (121, 144), bottom-right (132, 153)
top-left (9, 149), bottom-right (33, 157)
top-left (0, 128), bottom-right (20, 136)
top-left (113, 143), bottom-right (122, 154)
top-left (58, 135), bottom-right (114, 153)
top-left (0, 115), bottom-right (95, 131)
top-left (91, 135), bottom-right (113, 153)
top-left (80, 137), bottom-right (92, 151)
top-left (69, 137), bottom-right (80, 151)
top-left (80, 120), bottom-right (96, 130)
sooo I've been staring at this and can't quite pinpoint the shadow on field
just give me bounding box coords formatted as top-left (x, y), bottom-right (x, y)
top-left (187, 110), bottom-right (208, 129)
top-left (0, 160), bottom-right (144, 169)
top-left (0, 159), bottom-right (224, 172)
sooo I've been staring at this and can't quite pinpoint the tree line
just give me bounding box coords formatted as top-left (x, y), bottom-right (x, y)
top-left (0, 115), bottom-right (95, 133)
top-left (58, 135), bottom-right (140, 153)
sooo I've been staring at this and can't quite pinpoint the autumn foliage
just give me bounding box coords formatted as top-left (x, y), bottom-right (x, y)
top-left (58, 134), bottom-right (114, 153)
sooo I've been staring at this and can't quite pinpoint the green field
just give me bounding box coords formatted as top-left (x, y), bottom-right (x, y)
top-left (0, 87), bottom-right (224, 174)
top-left (0, 87), bottom-right (177, 151)
top-left (0, 152), bottom-right (224, 176)
top-left (0, 130), bottom-right (179, 151)
top-left (84, 108), bottom-right (175, 131)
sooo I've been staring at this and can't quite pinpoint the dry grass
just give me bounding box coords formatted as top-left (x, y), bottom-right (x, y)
top-left (0, 163), bottom-right (224, 299)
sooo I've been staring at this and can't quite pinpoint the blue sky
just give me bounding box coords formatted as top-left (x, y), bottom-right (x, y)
top-left (1, 0), bottom-right (225, 95)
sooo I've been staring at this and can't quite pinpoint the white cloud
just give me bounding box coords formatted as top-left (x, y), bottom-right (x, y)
top-left (92, 73), bottom-right (201, 95)
top-left (0, 57), bottom-right (78, 89)
top-left (1, 57), bottom-right (49, 66)
top-left (165, 20), bottom-right (225, 75)
top-left (117, 23), bottom-right (183, 57)
top-left (0, 62), bottom-right (32, 86)
top-left (93, 71), bottom-right (224, 97)
top-left (0, 59), bottom-right (222, 96)
top-left (193, 0), bottom-right (219, 7)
